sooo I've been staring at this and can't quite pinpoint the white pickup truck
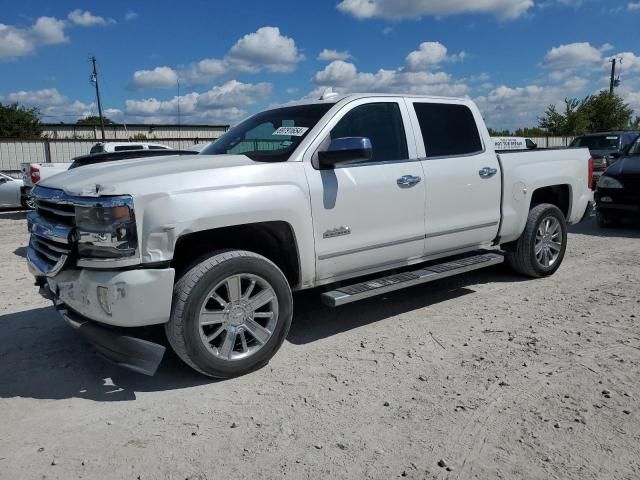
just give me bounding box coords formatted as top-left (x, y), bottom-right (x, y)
top-left (26, 93), bottom-right (593, 377)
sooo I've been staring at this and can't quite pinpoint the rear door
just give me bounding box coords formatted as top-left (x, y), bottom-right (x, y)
top-left (408, 100), bottom-right (501, 255)
top-left (304, 98), bottom-right (426, 281)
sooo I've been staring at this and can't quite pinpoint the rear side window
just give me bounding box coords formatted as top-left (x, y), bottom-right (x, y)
top-left (89, 145), bottom-right (104, 154)
top-left (148, 145), bottom-right (168, 150)
top-left (413, 103), bottom-right (483, 157)
top-left (114, 145), bottom-right (144, 151)
top-left (331, 102), bottom-right (408, 163)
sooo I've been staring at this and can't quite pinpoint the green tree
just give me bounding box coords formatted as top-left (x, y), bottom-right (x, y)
top-left (580, 91), bottom-right (633, 132)
top-left (0, 102), bottom-right (43, 138)
top-left (487, 127), bottom-right (513, 136)
top-left (514, 127), bottom-right (548, 137)
top-left (76, 115), bottom-right (114, 125)
top-left (630, 116), bottom-right (640, 130)
top-left (538, 91), bottom-right (633, 136)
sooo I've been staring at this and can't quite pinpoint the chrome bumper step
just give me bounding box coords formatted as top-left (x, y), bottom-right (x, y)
top-left (321, 252), bottom-right (504, 307)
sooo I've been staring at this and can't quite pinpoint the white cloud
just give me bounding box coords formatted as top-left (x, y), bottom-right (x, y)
top-left (607, 52), bottom-right (640, 74)
top-left (628, 2), bottom-right (640, 10)
top-left (67, 10), bottom-right (115, 27)
top-left (124, 80), bottom-right (272, 124)
top-left (227, 26), bottom-right (304, 73)
top-left (543, 42), bottom-right (604, 70)
top-left (0, 10), bottom-right (116, 60)
top-left (313, 60), bottom-right (468, 96)
top-left (130, 66), bottom-right (178, 89)
top-left (318, 49), bottom-right (352, 61)
top-left (0, 17), bottom-right (68, 59)
top-left (337, 0), bottom-right (535, 20)
top-left (0, 87), bottom-right (97, 121)
top-left (139, 26), bottom-right (304, 87)
top-left (404, 42), bottom-right (466, 71)
top-left (474, 78), bottom-right (588, 129)
top-left (124, 11), bottom-right (139, 21)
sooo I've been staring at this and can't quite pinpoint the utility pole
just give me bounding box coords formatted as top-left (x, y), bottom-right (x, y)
top-left (90, 56), bottom-right (106, 140)
top-left (609, 58), bottom-right (621, 95)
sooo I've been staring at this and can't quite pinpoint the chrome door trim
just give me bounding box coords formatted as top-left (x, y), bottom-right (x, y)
top-left (425, 221), bottom-right (499, 239)
top-left (318, 235), bottom-right (425, 261)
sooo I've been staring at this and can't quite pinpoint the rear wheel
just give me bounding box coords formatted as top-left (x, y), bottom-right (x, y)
top-left (166, 250), bottom-right (293, 378)
top-left (506, 204), bottom-right (567, 278)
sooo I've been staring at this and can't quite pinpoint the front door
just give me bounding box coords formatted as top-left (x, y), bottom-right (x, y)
top-left (304, 99), bottom-right (426, 281)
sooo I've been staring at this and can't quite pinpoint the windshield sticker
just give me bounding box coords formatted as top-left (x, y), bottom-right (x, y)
top-left (273, 126), bottom-right (309, 136)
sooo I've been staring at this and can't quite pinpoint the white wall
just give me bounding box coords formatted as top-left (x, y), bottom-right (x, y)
top-left (0, 138), bottom-right (216, 174)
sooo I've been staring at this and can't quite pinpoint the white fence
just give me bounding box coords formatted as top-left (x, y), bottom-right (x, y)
top-left (529, 136), bottom-right (575, 148)
top-left (1, 135), bottom-right (578, 175)
top-left (0, 138), bottom-right (216, 174)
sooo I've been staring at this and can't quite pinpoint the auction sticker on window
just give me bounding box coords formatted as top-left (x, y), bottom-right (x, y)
top-left (273, 126), bottom-right (309, 136)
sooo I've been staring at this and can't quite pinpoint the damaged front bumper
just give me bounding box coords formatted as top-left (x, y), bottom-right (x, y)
top-left (30, 260), bottom-right (175, 376)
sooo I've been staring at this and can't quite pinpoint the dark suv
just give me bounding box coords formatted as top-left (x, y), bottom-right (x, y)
top-left (570, 131), bottom-right (640, 187)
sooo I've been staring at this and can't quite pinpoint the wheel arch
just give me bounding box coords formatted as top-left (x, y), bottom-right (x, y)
top-left (171, 221), bottom-right (302, 289)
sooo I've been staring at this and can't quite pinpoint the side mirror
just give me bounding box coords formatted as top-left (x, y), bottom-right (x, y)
top-left (525, 139), bottom-right (538, 150)
top-left (0, 177), bottom-right (7, 184)
top-left (317, 137), bottom-right (372, 169)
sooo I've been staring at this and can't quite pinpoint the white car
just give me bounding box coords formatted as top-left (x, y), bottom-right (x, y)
top-left (27, 93), bottom-right (593, 377)
top-left (0, 172), bottom-right (26, 208)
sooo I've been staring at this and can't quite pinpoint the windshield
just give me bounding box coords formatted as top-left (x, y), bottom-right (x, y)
top-left (628, 137), bottom-right (640, 155)
top-left (569, 135), bottom-right (620, 150)
top-left (201, 104), bottom-right (334, 161)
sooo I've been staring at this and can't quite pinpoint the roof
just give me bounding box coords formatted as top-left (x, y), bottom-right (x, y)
top-left (276, 92), bottom-right (470, 109)
top-left (579, 131), bottom-right (640, 136)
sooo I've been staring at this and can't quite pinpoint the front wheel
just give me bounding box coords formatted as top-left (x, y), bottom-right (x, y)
top-left (166, 250), bottom-right (293, 378)
top-left (506, 204), bottom-right (568, 278)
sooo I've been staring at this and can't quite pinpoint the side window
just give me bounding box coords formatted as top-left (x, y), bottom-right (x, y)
top-left (330, 102), bottom-right (408, 163)
top-left (413, 103), bottom-right (483, 157)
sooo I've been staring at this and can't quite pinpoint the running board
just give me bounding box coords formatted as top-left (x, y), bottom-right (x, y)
top-left (321, 252), bottom-right (504, 307)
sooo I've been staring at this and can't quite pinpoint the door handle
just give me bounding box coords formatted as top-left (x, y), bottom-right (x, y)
top-left (479, 167), bottom-right (498, 178)
top-left (397, 175), bottom-right (422, 188)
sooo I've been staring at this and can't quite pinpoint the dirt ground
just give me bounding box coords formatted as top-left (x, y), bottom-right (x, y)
top-left (0, 209), bottom-right (638, 480)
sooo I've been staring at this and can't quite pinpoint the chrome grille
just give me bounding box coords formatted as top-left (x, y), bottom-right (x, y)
top-left (26, 209), bottom-right (73, 277)
top-left (35, 198), bottom-right (75, 225)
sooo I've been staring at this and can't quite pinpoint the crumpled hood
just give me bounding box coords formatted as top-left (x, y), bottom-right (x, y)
top-left (39, 154), bottom-right (256, 196)
top-left (604, 155), bottom-right (640, 178)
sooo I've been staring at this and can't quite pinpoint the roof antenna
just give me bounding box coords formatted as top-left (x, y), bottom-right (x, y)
top-left (320, 87), bottom-right (339, 101)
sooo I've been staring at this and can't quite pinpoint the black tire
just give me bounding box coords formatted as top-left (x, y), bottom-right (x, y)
top-left (596, 210), bottom-right (618, 228)
top-left (506, 204), bottom-right (567, 278)
top-left (165, 250), bottom-right (293, 378)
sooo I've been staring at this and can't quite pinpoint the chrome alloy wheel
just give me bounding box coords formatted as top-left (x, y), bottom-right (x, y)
top-left (534, 216), bottom-right (563, 267)
top-left (198, 274), bottom-right (279, 361)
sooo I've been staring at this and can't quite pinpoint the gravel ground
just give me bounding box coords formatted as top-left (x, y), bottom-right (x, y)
top-left (0, 209), bottom-right (639, 480)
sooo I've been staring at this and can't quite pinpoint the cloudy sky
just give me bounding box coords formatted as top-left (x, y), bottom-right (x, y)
top-left (1, 0), bottom-right (639, 129)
